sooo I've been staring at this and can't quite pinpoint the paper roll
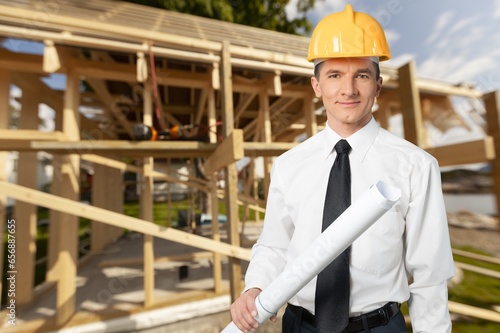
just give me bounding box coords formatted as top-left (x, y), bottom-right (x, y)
top-left (221, 181), bottom-right (401, 333)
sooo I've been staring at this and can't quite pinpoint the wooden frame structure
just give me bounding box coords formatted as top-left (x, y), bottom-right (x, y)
top-left (0, 0), bottom-right (498, 331)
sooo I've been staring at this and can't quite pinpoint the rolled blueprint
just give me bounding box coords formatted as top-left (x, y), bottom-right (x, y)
top-left (221, 180), bottom-right (401, 333)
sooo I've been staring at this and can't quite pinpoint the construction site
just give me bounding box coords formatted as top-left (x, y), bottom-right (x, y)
top-left (0, 1), bottom-right (499, 332)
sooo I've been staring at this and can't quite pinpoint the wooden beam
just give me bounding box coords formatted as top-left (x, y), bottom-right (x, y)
top-left (304, 92), bottom-right (317, 138)
top-left (398, 61), bottom-right (425, 147)
top-left (0, 181), bottom-right (251, 261)
top-left (12, 72), bottom-right (64, 111)
top-left (425, 137), bottom-right (495, 167)
top-left (244, 142), bottom-right (296, 157)
top-left (55, 67), bottom-right (80, 326)
top-left (448, 301), bottom-right (500, 323)
top-left (454, 262), bottom-right (500, 279)
top-left (0, 48), bottom-right (45, 74)
top-left (91, 164), bottom-right (123, 252)
top-left (0, 138), bottom-right (297, 158)
top-left (204, 130), bottom-right (244, 174)
top-left (0, 130), bottom-right (66, 141)
top-left (141, 85), bottom-right (155, 307)
top-left (259, 90), bottom-right (273, 203)
top-left (14, 89), bottom-right (39, 305)
top-left (82, 154), bottom-right (209, 192)
top-left (417, 79), bottom-right (483, 98)
top-left (484, 90), bottom-right (500, 221)
top-left (0, 139), bottom-right (216, 157)
top-left (452, 248), bottom-right (500, 265)
top-left (220, 40), bottom-right (243, 301)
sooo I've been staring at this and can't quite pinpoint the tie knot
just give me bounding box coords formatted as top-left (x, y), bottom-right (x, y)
top-left (335, 139), bottom-right (351, 155)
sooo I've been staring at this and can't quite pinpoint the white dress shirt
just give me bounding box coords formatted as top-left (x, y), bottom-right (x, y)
top-left (245, 117), bottom-right (455, 332)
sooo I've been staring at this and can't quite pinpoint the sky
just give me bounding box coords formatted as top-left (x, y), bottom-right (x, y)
top-left (287, 0), bottom-right (500, 92)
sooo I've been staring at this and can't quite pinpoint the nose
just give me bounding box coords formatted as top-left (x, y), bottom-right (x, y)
top-left (341, 78), bottom-right (357, 97)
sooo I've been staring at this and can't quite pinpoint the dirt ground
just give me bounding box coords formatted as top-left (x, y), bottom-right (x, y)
top-left (448, 224), bottom-right (500, 257)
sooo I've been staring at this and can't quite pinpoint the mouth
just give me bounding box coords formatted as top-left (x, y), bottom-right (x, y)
top-left (336, 101), bottom-right (360, 107)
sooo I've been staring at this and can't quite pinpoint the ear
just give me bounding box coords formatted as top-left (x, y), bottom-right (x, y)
top-left (311, 76), bottom-right (322, 98)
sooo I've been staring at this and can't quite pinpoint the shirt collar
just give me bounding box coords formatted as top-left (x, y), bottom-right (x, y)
top-left (322, 117), bottom-right (380, 162)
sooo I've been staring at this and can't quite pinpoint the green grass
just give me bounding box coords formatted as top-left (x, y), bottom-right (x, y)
top-left (449, 246), bottom-right (500, 333)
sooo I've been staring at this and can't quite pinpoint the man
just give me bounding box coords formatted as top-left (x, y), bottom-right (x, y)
top-left (230, 4), bottom-right (454, 333)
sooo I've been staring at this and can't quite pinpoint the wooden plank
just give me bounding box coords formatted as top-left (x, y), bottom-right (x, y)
top-left (454, 262), bottom-right (500, 279)
top-left (448, 301), bottom-right (500, 323)
top-left (99, 251), bottom-right (217, 268)
top-left (0, 181), bottom-right (251, 261)
top-left (0, 138), bottom-right (298, 158)
top-left (0, 130), bottom-right (66, 140)
top-left (204, 130), bottom-right (244, 174)
top-left (0, 139), bottom-right (297, 158)
top-left (398, 61), bottom-right (425, 147)
top-left (425, 137), bottom-right (495, 167)
top-left (452, 248), bottom-right (500, 265)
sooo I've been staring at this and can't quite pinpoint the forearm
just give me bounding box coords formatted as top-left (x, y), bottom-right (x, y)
top-left (408, 281), bottom-right (452, 332)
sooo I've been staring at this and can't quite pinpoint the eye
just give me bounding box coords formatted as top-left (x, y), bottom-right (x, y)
top-left (327, 73), bottom-right (340, 79)
top-left (356, 74), bottom-right (370, 79)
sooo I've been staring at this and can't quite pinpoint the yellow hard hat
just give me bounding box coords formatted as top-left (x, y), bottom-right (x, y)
top-left (307, 4), bottom-right (391, 62)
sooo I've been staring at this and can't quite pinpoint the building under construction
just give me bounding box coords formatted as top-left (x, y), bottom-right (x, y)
top-left (0, 1), bottom-right (499, 332)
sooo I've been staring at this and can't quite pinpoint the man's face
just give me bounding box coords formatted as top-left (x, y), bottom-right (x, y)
top-left (311, 57), bottom-right (382, 136)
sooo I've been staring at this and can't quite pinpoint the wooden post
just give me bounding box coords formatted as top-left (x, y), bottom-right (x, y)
top-left (220, 40), bottom-right (242, 300)
top-left (0, 69), bottom-right (10, 304)
top-left (374, 97), bottom-right (390, 130)
top-left (46, 96), bottom-right (63, 283)
top-left (91, 164), bottom-right (123, 252)
top-left (55, 68), bottom-right (81, 326)
top-left (208, 87), bottom-right (223, 293)
top-left (259, 90), bottom-right (272, 201)
top-left (142, 84), bottom-right (155, 307)
top-left (484, 90), bottom-right (500, 220)
top-left (398, 61), bottom-right (425, 147)
top-left (304, 92), bottom-right (317, 139)
top-left (14, 88), bottom-right (39, 305)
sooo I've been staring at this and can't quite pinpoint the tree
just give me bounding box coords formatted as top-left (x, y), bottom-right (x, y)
top-left (122, 0), bottom-right (322, 35)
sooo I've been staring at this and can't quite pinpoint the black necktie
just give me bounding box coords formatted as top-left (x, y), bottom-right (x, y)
top-left (315, 139), bottom-right (351, 333)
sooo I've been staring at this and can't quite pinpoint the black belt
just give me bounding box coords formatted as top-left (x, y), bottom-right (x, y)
top-left (287, 302), bottom-right (401, 332)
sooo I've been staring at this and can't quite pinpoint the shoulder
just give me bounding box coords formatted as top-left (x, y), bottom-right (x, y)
top-left (376, 127), bottom-right (437, 165)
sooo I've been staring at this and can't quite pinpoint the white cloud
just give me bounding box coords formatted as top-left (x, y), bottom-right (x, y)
top-left (426, 10), bottom-right (453, 45)
top-left (383, 29), bottom-right (401, 46)
top-left (418, 54), bottom-right (465, 83)
top-left (385, 53), bottom-right (415, 68)
top-left (495, 0), bottom-right (500, 18)
top-left (448, 16), bottom-right (477, 35)
top-left (285, 0), bottom-right (299, 20)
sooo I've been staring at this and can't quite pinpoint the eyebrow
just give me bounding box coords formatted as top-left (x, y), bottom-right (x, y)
top-left (355, 68), bottom-right (373, 75)
top-left (324, 68), bottom-right (374, 75)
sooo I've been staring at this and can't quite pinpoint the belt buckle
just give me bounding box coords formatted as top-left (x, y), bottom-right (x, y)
top-left (378, 308), bottom-right (390, 325)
